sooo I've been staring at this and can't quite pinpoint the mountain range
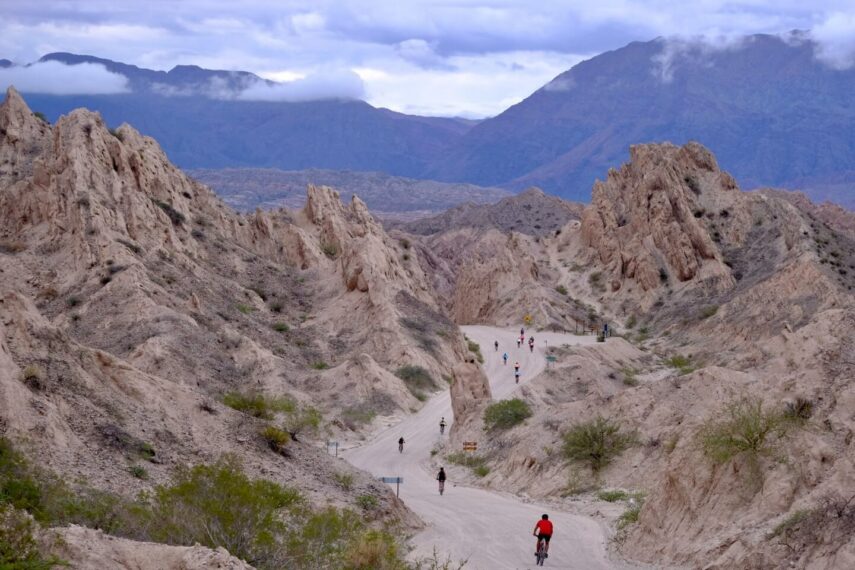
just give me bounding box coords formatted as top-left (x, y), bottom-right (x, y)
top-left (5, 32), bottom-right (854, 207)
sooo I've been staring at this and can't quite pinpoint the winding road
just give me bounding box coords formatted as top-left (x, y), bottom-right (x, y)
top-left (345, 326), bottom-right (631, 569)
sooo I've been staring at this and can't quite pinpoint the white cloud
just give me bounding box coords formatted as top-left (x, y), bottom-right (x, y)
top-left (811, 12), bottom-right (855, 69)
top-left (236, 68), bottom-right (365, 102)
top-left (651, 34), bottom-right (751, 83)
top-left (0, 60), bottom-right (129, 95)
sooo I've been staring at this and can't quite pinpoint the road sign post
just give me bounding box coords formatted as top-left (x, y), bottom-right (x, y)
top-left (326, 440), bottom-right (339, 457)
top-left (380, 476), bottom-right (403, 497)
top-left (546, 355), bottom-right (557, 368)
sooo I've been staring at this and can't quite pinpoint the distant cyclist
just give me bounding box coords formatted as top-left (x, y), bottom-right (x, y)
top-left (398, 437), bottom-right (405, 453)
top-left (529, 337), bottom-right (535, 353)
top-left (516, 338), bottom-right (521, 348)
top-left (515, 370), bottom-right (521, 384)
top-left (437, 467), bottom-right (446, 495)
top-left (439, 417), bottom-right (447, 435)
top-left (520, 327), bottom-right (525, 336)
top-left (533, 514), bottom-right (553, 559)
top-left (494, 340), bottom-right (499, 352)
top-left (514, 362), bottom-right (520, 373)
top-left (502, 352), bottom-right (508, 365)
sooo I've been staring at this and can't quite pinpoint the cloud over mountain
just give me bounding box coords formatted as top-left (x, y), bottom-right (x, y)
top-left (0, 60), bottom-right (129, 95)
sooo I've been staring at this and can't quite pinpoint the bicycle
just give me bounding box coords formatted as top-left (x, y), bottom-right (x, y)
top-left (535, 537), bottom-right (547, 566)
top-left (438, 479), bottom-right (445, 495)
top-left (439, 423), bottom-right (446, 435)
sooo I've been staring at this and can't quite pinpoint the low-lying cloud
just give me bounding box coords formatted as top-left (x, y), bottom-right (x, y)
top-left (0, 60), bottom-right (129, 95)
top-left (811, 12), bottom-right (855, 69)
top-left (651, 35), bottom-right (749, 83)
top-left (235, 69), bottom-right (365, 102)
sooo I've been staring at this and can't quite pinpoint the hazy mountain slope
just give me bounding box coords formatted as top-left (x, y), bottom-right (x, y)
top-left (429, 33), bottom-right (855, 205)
top-left (188, 167), bottom-right (510, 215)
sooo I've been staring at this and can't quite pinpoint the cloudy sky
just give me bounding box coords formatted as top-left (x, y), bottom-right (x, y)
top-left (1, 1), bottom-right (854, 117)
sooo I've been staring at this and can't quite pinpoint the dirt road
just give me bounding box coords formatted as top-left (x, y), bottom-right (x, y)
top-left (345, 325), bottom-right (633, 569)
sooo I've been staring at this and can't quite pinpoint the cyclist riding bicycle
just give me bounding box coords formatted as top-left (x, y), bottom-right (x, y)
top-left (533, 514), bottom-right (553, 558)
top-left (439, 417), bottom-right (447, 435)
top-left (514, 362), bottom-right (520, 373)
top-left (515, 370), bottom-right (521, 384)
top-left (502, 352), bottom-right (508, 365)
top-left (437, 467), bottom-right (446, 495)
top-left (398, 437), bottom-right (405, 453)
top-left (494, 340), bottom-right (499, 351)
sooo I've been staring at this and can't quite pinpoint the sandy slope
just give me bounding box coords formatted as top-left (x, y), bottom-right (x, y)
top-left (346, 326), bottom-right (635, 569)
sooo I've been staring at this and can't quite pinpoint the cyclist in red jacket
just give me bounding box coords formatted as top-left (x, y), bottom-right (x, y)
top-left (533, 514), bottom-right (553, 558)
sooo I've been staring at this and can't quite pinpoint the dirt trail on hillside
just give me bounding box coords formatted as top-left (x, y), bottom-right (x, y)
top-left (346, 326), bottom-right (638, 569)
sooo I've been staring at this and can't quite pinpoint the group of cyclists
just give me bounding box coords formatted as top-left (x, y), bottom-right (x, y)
top-left (394, 328), bottom-right (554, 564)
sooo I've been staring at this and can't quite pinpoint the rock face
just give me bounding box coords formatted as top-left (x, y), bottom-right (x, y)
top-left (448, 361), bottom-right (492, 442)
top-left (0, 87), bottom-right (52, 189)
top-left (47, 525), bottom-right (254, 570)
top-left (581, 142), bottom-right (736, 297)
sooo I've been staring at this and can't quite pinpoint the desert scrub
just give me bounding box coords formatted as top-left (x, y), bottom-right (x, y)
top-left (222, 392), bottom-right (295, 420)
top-left (152, 199), bottom-right (185, 225)
top-left (332, 472), bottom-right (354, 491)
top-left (20, 365), bottom-right (44, 390)
top-left (698, 397), bottom-right (791, 466)
top-left (0, 504), bottom-right (64, 569)
top-left (272, 322), bottom-right (289, 332)
top-left (446, 452), bottom-right (489, 477)
top-left (395, 365), bottom-right (435, 399)
top-left (310, 361), bottom-right (329, 370)
top-left (465, 337), bottom-right (484, 363)
top-left (321, 242), bottom-right (339, 258)
top-left (260, 426), bottom-right (291, 453)
top-left (699, 305), bottom-right (719, 319)
top-left (617, 496), bottom-right (645, 529)
top-left (282, 405), bottom-right (322, 441)
top-left (341, 406), bottom-right (376, 429)
top-left (783, 397), bottom-right (813, 424)
top-left (665, 354), bottom-right (695, 375)
top-left (483, 398), bottom-right (532, 430)
top-left (562, 416), bottom-right (636, 472)
top-left (625, 315), bottom-right (637, 329)
top-left (355, 494), bottom-right (378, 511)
top-left (555, 284), bottom-right (568, 295)
top-left (597, 489), bottom-right (629, 502)
top-left (129, 465), bottom-right (148, 479)
top-left (236, 303), bottom-right (255, 315)
top-left (620, 367), bottom-right (639, 387)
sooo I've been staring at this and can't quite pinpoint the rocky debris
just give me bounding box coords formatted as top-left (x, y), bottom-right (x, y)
top-left (396, 187), bottom-right (584, 237)
top-left (581, 142), bottom-right (736, 298)
top-left (46, 525), bottom-right (254, 570)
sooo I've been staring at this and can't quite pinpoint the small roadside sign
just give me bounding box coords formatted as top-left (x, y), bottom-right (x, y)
top-left (546, 355), bottom-right (557, 368)
top-left (379, 476), bottom-right (403, 497)
top-left (326, 440), bottom-right (339, 457)
top-left (463, 441), bottom-right (478, 452)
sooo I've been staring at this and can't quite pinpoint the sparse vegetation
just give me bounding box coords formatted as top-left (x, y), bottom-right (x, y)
top-left (698, 397), bottom-right (792, 468)
top-left (395, 365), bottom-right (435, 399)
top-left (399, 238), bottom-right (411, 250)
top-left (311, 361), bottom-right (329, 370)
top-left (465, 338), bottom-right (484, 363)
top-left (783, 397), bottom-right (814, 424)
top-left (617, 496), bottom-right (644, 529)
top-left (0, 504), bottom-right (64, 569)
top-left (321, 242), bottom-right (339, 258)
top-left (483, 398), bottom-right (532, 431)
top-left (260, 425), bottom-right (291, 452)
top-left (222, 392), bottom-right (295, 420)
top-left (666, 354), bottom-right (695, 375)
top-left (620, 367), bottom-right (639, 387)
top-left (562, 416), bottom-right (636, 473)
top-left (272, 322), bottom-right (289, 332)
top-left (333, 472), bottom-right (354, 491)
top-left (152, 199), bottom-right (185, 225)
top-left (555, 284), bottom-right (568, 295)
top-left (473, 465), bottom-right (490, 478)
top-left (236, 303), bottom-right (255, 314)
top-left (341, 406), bottom-right (376, 429)
top-left (588, 271), bottom-right (602, 289)
top-left (129, 465), bottom-right (148, 479)
top-left (20, 365), bottom-right (44, 390)
top-left (355, 494), bottom-right (378, 511)
top-left (597, 489), bottom-right (628, 502)
top-left (446, 452), bottom-right (489, 478)
top-left (699, 305), bottom-right (719, 319)
top-left (625, 315), bottom-right (637, 329)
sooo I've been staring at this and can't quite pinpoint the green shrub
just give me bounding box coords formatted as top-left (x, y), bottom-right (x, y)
top-left (473, 465), bottom-right (490, 478)
top-left (597, 489), bottom-right (628, 502)
top-left (700, 305), bottom-right (719, 319)
top-left (395, 365), bottom-right (435, 398)
top-left (333, 472), bottom-right (354, 491)
top-left (269, 302), bottom-right (284, 314)
top-left (562, 416), bottom-right (636, 472)
top-left (341, 406), bottom-right (376, 429)
top-left (130, 465), bottom-right (148, 480)
top-left (665, 354), bottom-right (695, 375)
top-left (321, 242), bottom-right (339, 258)
top-left (355, 495), bottom-right (378, 511)
top-left (465, 338), bottom-right (484, 364)
top-left (0, 504), bottom-right (63, 569)
top-left (555, 285), bottom-right (568, 295)
top-left (282, 405), bottom-right (322, 441)
top-left (769, 509), bottom-right (812, 538)
top-left (260, 426), bottom-right (290, 452)
top-left (311, 361), bottom-right (329, 370)
top-left (698, 397), bottom-right (789, 466)
top-left (620, 367), bottom-right (639, 387)
top-left (625, 315), bottom-right (637, 329)
top-left (272, 322), bottom-right (289, 332)
top-left (483, 399), bottom-right (532, 431)
top-left (65, 296), bottom-right (81, 308)
top-left (783, 397), bottom-right (813, 424)
top-left (138, 442), bottom-right (156, 462)
top-left (222, 392), bottom-right (295, 420)
top-left (618, 497), bottom-right (644, 529)
top-left (20, 366), bottom-right (44, 390)
top-left (236, 303), bottom-right (255, 315)
top-left (144, 457), bottom-right (302, 565)
top-left (33, 111), bottom-right (49, 124)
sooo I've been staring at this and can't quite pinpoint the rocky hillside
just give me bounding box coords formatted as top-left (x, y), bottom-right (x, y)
top-left (0, 87), bottom-right (475, 567)
top-left (410, 141), bottom-right (855, 569)
top-left (188, 167), bottom-right (510, 218)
